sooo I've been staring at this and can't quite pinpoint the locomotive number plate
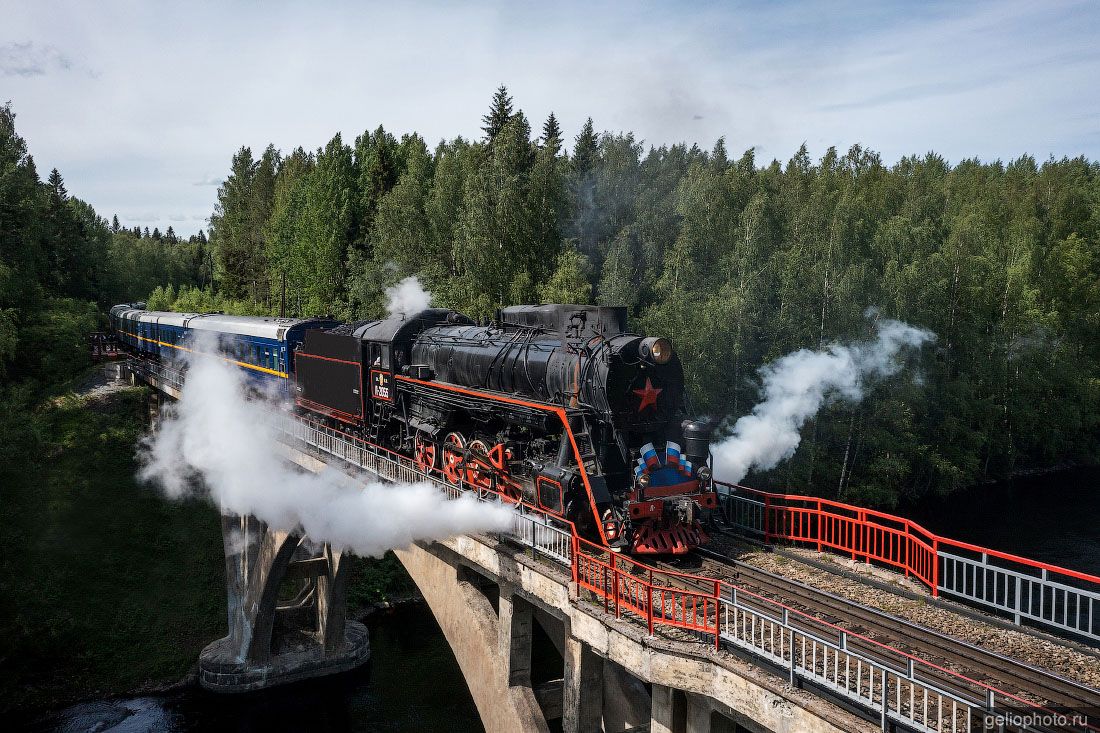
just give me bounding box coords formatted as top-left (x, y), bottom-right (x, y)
top-left (371, 370), bottom-right (393, 401)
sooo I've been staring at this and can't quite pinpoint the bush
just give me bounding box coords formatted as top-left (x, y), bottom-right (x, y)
top-left (14, 298), bottom-right (99, 388)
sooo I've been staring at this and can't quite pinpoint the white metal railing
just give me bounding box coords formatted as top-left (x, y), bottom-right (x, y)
top-left (939, 551), bottom-right (1099, 640)
top-left (717, 484), bottom-right (766, 537)
top-left (275, 411), bottom-right (577, 566)
top-left (717, 592), bottom-right (984, 733)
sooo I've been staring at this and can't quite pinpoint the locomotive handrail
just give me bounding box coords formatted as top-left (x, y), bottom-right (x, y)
top-left (395, 373), bottom-right (615, 546)
top-left (126, 359), bottom-right (1093, 731)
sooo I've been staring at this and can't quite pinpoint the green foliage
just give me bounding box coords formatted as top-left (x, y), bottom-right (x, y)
top-left (209, 145), bottom-right (277, 302)
top-left (540, 246), bottom-right (592, 303)
top-left (345, 552), bottom-right (417, 608)
top-left (147, 284), bottom-right (274, 317)
top-left (9, 90), bottom-right (1098, 509)
top-left (14, 298), bottom-right (100, 387)
top-left (0, 388), bottom-right (226, 714)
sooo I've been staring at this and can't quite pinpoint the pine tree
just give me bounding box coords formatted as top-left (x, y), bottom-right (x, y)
top-left (111, 214), bottom-right (120, 233)
top-left (481, 85), bottom-right (514, 143)
top-left (353, 126), bottom-right (402, 247)
top-left (47, 168), bottom-right (67, 202)
top-left (143, 226), bottom-right (150, 238)
top-left (152, 227), bottom-right (162, 241)
top-left (711, 137), bottom-right (729, 170)
top-left (165, 225), bottom-right (177, 244)
top-left (572, 118), bottom-right (598, 175)
top-left (209, 146), bottom-right (257, 299)
top-left (541, 112), bottom-right (563, 155)
top-left (296, 134), bottom-right (354, 316)
top-left (348, 135), bottom-right (434, 316)
top-left (456, 115), bottom-right (537, 315)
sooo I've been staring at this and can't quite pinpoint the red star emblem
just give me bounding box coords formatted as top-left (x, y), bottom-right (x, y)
top-left (633, 377), bottom-right (662, 412)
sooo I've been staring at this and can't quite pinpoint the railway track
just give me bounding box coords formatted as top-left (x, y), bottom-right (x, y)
top-left (644, 539), bottom-right (1100, 718)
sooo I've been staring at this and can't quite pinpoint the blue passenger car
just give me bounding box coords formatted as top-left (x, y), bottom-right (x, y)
top-left (108, 304), bottom-right (337, 396)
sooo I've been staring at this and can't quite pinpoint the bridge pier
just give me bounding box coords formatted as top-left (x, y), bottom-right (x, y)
top-left (198, 512), bottom-right (370, 692)
top-left (386, 531), bottom-right (871, 733)
top-left (563, 633), bottom-right (604, 731)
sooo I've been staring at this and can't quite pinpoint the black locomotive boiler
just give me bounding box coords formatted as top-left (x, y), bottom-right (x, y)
top-left (294, 304), bottom-right (717, 554)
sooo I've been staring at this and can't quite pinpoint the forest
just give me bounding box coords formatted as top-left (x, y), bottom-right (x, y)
top-left (2, 88), bottom-right (1098, 507)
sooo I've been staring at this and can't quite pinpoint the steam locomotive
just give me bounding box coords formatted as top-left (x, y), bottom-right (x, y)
top-left (110, 302), bottom-right (717, 554)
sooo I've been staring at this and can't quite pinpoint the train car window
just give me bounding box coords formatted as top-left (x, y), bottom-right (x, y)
top-left (379, 346), bottom-right (391, 369)
top-left (370, 344), bottom-right (381, 367)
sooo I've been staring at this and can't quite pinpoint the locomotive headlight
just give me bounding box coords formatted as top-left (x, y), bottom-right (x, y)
top-left (637, 473), bottom-right (651, 488)
top-left (697, 465), bottom-right (712, 482)
top-left (641, 336), bottom-right (673, 365)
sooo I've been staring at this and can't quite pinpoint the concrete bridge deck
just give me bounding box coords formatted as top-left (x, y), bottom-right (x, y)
top-left (125, 358), bottom-right (1097, 733)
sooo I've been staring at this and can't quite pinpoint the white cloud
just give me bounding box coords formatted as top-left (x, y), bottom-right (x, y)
top-left (0, 40), bottom-right (84, 76)
top-left (2, 0), bottom-right (1098, 236)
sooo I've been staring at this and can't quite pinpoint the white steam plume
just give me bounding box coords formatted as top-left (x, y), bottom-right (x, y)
top-left (712, 316), bottom-right (935, 485)
top-left (385, 275), bottom-right (432, 318)
top-left (138, 337), bottom-right (513, 557)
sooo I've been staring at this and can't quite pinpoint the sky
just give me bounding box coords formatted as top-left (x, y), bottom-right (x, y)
top-left (2, 0), bottom-right (1098, 237)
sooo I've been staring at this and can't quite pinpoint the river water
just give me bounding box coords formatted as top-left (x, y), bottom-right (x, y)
top-left (30, 604), bottom-right (484, 733)
top-left (901, 465), bottom-right (1100, 576)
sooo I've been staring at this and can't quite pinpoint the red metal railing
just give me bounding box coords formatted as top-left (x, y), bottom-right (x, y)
top-left (574, 537), bottom-right (722, 647)
top-left (719, 482), bottom-right (1100, 619)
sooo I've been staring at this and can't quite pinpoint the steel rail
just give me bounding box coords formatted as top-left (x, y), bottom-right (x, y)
top-left (690, 545), bottom-right (1100, 713)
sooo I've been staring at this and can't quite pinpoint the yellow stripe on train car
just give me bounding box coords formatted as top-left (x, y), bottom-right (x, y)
top-left (125, 332), bottom-right (288, 378)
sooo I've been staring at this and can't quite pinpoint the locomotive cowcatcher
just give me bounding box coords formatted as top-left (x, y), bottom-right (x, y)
top-left (293, 304), bottom-right (717, 554)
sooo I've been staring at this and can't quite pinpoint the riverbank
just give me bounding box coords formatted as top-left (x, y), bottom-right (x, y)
top-left (0, 368), bottom-right (422, 722)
